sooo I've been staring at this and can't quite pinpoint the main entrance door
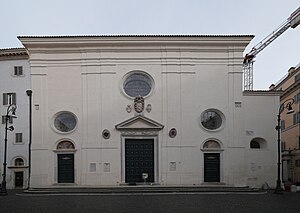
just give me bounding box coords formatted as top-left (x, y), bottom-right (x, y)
top-left (58, 154), bottom-right (74, 183)
top-left (204, 153), bottom-right (220, 182)
top-left (14, 171), bottom-right (24, 188)
top-left (125, 139), bottom-right (154, 183)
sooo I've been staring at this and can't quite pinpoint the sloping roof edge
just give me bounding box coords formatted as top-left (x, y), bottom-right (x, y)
top-left (18, 34), bottom-right (255, 39)
top-left (243, 90), bottom-right (283, 96)
top-left (0, 47), bottom-right (28, 58)
top-left (115, 115), bottom-right (164, 130)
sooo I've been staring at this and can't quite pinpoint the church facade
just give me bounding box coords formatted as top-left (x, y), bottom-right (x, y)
top-left (18, 35), bottom-right (281, 188)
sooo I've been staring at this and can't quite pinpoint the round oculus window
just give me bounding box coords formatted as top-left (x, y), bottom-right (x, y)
top-left (123, 72), bottom-right (153, 98)
top-left (201, 110), bottom-right (223, 130)
top-left (54, 112), bottom-right (77, 133)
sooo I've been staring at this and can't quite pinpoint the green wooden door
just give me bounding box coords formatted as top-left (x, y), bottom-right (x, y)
top-left (58, 154), bottom-right (74, 183)
top-left (204, 153), bottom-right (220, 182)
top-left (125, 139), bottom-right (154, 183)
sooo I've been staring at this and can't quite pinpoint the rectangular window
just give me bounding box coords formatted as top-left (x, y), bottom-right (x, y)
top-left (295, 73), bottom-right (300, 82)
top-left (295, 159), bottom-right (300, 167)
top-left (3, 93), bottom-right (16, 105)
top-left (281, 120), bottom-right (285, 130)
top-left (14, 66), bottom-right (23, 76)
top-left (293, 112), bottom-right (300, 125)
top-left (281, 141), bottom-right (286, 151)
top-left (89, 163), bottom-right (96, 172)
top-left (2, 115), bottom-right (13, 124)
top-left (15, 133), bottom-right (23, 143)
top-left (295, 93), bottom-right (300, 103)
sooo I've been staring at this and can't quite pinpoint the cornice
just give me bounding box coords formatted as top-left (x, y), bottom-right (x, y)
top-left (243, 90), bottom-right (283, 96)
top-left (280, 81), bottom-right (300, 99)
top-left (274, 67), bottom-right (300, 89)
top-left (115, 115), bottom-right (164, 130)
top-left (18, 35), bottom-right (254, 50)
top-left (0, 47), bottom-right (28, 60)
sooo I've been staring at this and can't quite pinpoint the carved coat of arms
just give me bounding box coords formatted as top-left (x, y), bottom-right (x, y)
top-left (134, 96), bottom-right (144, 113)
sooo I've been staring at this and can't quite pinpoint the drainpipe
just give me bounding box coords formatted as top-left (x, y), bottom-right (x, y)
top-left (26, 90), bottom-right (32, 190)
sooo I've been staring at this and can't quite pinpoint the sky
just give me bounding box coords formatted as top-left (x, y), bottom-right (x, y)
top-left (1, 0), bottom-right (299, 90)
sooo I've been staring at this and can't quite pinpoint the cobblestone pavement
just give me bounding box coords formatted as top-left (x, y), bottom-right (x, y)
top-left (1, 190), bottom-right (300, 213)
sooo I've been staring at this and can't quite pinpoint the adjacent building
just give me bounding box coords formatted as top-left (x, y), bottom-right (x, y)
top-left (273, 64), bottom-right (300, 184)
top-left (17, 35), bottom-right (281, 188)
top-left (0, 48), bottom-right (30, 189)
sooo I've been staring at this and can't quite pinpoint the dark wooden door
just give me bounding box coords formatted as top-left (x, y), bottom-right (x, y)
top-left (204, 153), bottom-right (220, 182)
top-left (58, 154), bottom-right (74, 183)
top-left (14, 171), bottom-right (24, 188)
top-left (125, 139), bottom-right (154, 183)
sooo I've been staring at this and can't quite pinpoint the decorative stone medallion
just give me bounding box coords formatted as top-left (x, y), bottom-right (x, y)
top-left (126, 105), bottom-right (132, 113)
top-left (102, 129), bottom-right (110, 139)
top-left (134, 96), bottom-right (144, 113)
top-left (146, 104), bottom-right (152, 113)
top-left (169, 128), bottom-right (177, 138)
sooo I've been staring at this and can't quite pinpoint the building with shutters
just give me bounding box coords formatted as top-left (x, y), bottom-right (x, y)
top-left (272, 64), bottom-right (300, 184)
top-left (17, 35), bottom-right (281, 188)
top-left (0, 48), bottom-right (31, 189)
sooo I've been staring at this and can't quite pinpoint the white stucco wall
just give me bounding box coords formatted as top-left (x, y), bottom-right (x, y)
top-left (19, 36), bottom-right (280, 188)
top-left (0, 54), bottom-right (30, 189)
top-left (243, 92), bottom-right (280, 188)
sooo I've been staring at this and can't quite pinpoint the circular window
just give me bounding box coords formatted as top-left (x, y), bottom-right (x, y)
top-left (123, 72), bottom-right (153, 98)
top-left (54, 112), bottom-right (77, 133)
top-left (201, 110), bottom-right (223, 130)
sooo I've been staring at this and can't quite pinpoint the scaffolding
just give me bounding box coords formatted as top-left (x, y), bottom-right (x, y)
top-left (243, 6), bottom-right (300, 90)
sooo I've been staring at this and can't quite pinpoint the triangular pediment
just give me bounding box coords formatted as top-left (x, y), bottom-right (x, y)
top-left (115, 115), bottom-right (164, 130)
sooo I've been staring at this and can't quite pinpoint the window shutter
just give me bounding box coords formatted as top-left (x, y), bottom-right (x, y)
top-left (12, 93), bottom-right (16, 104)
top-left (14, 66), bottom-right (23, 76)
top-left (294, 93), bottom-right (299, 103)
top-left (294, 112), bottom-right (300, 125)
top-left (295, 73), bottom-right (300, 82)
top-left (1, 116), bottom-right (13, 124)
top-left (3, 93), bottom-right (8, 105)
top-left (15, 133), bottom-right (23, 143)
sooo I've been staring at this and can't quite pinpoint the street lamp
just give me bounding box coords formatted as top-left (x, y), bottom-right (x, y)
top-left (0, 104), bottom-right (17, 196)
top-left (274, 98), bottom-right (294, 194)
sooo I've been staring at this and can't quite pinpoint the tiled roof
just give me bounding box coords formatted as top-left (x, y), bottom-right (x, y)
top-left (243, 90), bottom-right (283, 96)
top-left (18, 34), bottom-right (254, 38)
top-left (0, 48), bottom-right (28, 57)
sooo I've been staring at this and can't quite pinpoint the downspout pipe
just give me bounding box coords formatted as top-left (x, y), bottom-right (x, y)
top-left (26, 90), bottom-right (32, 190)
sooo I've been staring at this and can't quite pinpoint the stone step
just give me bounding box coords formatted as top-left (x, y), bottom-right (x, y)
top-left (24, 186), bottom-right (261, 194)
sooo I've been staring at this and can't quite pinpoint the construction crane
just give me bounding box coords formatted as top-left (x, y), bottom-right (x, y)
top-left (243, 6), bottom-right (300, 90)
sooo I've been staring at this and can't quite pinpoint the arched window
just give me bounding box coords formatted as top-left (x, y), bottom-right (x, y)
top-left (15, 158), bottom-right (24, 166)
top-left (203, 140), bottom-right (221, 149)
top-left (250, 141), bottom-right (260, 149)
top-left (57, 141), bottom-right (75, 150)
top-left (250, 138), bottom-right (267, 149)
